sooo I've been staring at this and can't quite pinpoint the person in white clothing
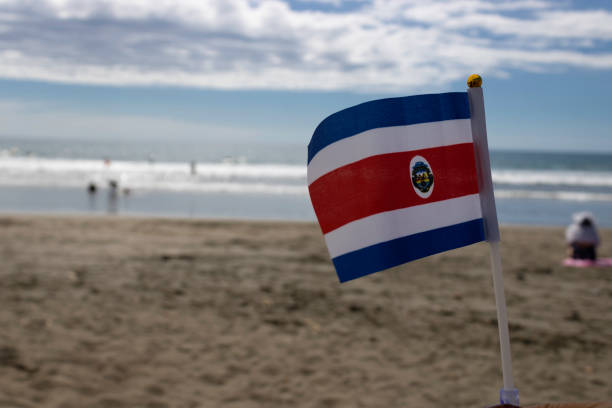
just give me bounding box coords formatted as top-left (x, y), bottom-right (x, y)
top-left (565, 212), bottom-right (600, 260)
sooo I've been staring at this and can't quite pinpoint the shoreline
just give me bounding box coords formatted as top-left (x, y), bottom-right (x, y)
top-left (0, 210), bottom-right (319, 225)
top-left (2, 184), bottom-right (612, 228)
top-left (0, 214), bottom-right (610, 407)
top-left (1, 210), bottom-right (610, 231)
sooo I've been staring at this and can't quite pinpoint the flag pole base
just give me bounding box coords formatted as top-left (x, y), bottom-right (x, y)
top-left (500, 388), bottom-right (519, 406)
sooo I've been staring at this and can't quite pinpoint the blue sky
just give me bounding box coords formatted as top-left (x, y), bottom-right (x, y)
top-left (1, 0), bottom-right (611, 152)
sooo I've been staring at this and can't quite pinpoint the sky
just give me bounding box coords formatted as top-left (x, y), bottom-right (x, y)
top-left (0, 0), bottom-right (611, 153)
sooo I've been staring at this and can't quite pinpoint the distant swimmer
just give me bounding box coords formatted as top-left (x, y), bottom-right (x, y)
top-left (106, 182), bottom-right (119, 214)
top-left (108, 179), bottom-right (119, 193)
top-left (190, 160), bottom-right (197, 175)
top-left (87, 182), bottom-right (97, 194)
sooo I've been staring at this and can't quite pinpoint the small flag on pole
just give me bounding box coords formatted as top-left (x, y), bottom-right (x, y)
top-left (308, 92), bottom-right (485, 283)
top-left (308, 77), bottom-right (519, 406)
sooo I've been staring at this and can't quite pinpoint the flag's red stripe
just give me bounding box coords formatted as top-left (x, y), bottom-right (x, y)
top-left (309, 143), bottom-right (480, 234)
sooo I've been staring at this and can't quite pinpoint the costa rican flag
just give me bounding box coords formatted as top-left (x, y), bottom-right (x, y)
top-left (308, 92), bottom-right (485, 282)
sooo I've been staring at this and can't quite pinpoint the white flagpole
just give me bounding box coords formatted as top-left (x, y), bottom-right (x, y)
top-left (467, 74), bottom-right (519, 406)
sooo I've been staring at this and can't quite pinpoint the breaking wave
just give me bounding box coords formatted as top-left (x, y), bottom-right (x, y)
top-left (492, 169), bottom-right (612, 187)
top-left (0, 156), bottom-right (307, 195)
top-left (1, 156), bottom-right (612, 202)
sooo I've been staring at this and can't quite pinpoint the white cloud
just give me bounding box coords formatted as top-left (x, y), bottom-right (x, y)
top-left (0, 0), bottom-right (610, 91)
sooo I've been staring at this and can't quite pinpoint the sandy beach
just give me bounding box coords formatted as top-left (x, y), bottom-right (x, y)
top-left (0, 214), bottom-right (610, 408)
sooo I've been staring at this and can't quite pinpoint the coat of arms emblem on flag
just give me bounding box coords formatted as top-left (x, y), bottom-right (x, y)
top-left (410, 156), bottom-right (434, 197)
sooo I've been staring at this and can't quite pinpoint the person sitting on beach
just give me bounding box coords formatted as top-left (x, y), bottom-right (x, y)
top-left (494, 402), bottom-right (612, 408)
top-left (565, 212), bottom-right (600, 260)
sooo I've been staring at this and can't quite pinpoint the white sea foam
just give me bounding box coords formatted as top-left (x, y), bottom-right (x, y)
top-left (492, 169), bottom-right (612, 187)
top-left (2, 156), bottom-right (612, 201)
top-left (0, 156), bottom-right (308, 195)
top-left (495, 189), bottom-right (612, 202)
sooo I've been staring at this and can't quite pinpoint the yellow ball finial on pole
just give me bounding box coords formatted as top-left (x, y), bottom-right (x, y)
top-left (467, 74), bottom-right (482, 88)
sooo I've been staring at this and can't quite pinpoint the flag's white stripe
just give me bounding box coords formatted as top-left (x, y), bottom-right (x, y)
top-left (324, 194), bottom-right (482, 258)
top-left (308, 118), bottom-right (472, 185)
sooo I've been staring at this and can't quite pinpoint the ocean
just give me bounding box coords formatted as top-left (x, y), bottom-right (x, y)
top-left (1, 137), bottom-right (611, 227)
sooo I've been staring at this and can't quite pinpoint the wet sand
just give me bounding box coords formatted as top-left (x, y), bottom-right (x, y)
top-left (0, 215), bottom-right (611, 407)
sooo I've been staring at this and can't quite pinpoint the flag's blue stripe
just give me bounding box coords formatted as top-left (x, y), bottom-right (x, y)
top-left (308, 92), bottom-right (470, 164)
top-left (332, 218), bottom-right (484, 283)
